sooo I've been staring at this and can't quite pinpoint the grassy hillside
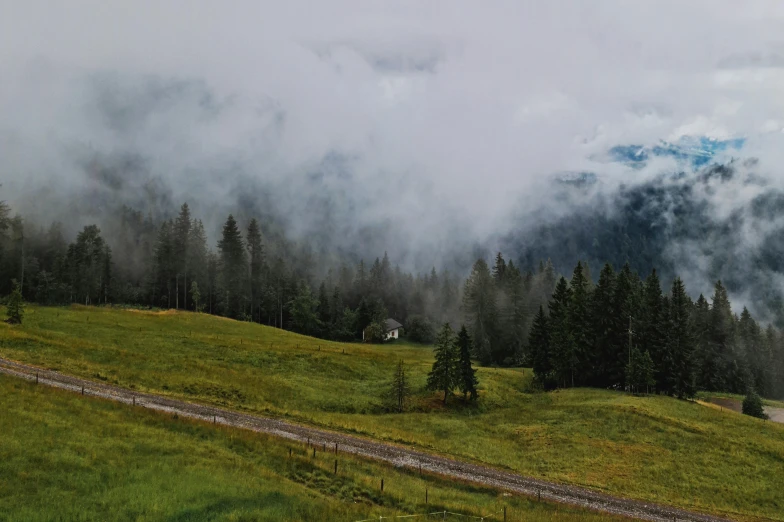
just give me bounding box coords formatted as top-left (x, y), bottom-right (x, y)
top-left (2, 305), bottom-right (783, 521)
top-left (0, 374), bottom-right (627, 522)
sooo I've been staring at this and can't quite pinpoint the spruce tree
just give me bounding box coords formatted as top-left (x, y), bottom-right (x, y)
top-left (456, 325), bottom-right (479, 401)
top-left (173, 203), bottom-right (191, 309)
top-left (386, 360), bottom-right (411, 413)
top-left (549, 276), bottom-right (574, 388)
top-left (217, 214), bottom-right (247, 318)
top-left (463, 259), bottom-right (498, 365)
top-left (640, 269), bottom-right (669, 393)
top-left (427, 323), bottom-right (459, 404)
top-left (742, 389), bottom-right (768, 419)
top-left (246, 218), bottom-right (264, 322)
top-left (608, 263), bottom-right (637, 387)
top-left (626, 346), bottom-right (655, 394)
top-left (590, 263), bottom-right (616, 387)
top-left (5, 280), bottom-right (24, 324)
top-left (190, 281), bottom-right (202, 312)
top-left (528, 305), bottom-right (552, 389)
top-left (669, 277), bottom-right (695, 398)
top-left (569, 262), bottom-right (592, 386)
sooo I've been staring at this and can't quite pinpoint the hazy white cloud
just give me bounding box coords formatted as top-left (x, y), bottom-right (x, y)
top-left (1, 0), bottom-right (784, 269)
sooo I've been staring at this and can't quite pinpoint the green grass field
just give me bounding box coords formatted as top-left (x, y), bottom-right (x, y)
top-left (0, 374), bottom-right (627, 522)
top-left (2, 305), bottom-right (783, 521)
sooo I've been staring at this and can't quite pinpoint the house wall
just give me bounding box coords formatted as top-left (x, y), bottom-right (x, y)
top-left (384, 328), bottom-right (399, 340)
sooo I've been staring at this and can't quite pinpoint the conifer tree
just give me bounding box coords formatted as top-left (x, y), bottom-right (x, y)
top-left (173, 203), bottom-right (191, 309)
top-left (427, 323), bottom-right (459, 404)
top-left (569, 262), bottom-right (592, 386)
top-left (626, 346), bottom-right (655, 394)
top-left (590, 263), bottom-right (616, 387)
top-left (246, 218), bottom-right (264, 322)
top-left (669, 277), bottom-right (695, 398)
top-left (386, 360), bottom-right (411, 413)
top-left (492, 252), bottom-right (507, 284)
top-left (640, 269), bottom-right (669, 393)
top-left (463, 259), bottom-right (498, 365)
top-left (742, 389), bottom-right (768, 419)
top-left (528, 305), bottom-right (552, 388)
top-left (608, 263), bottom-right (637, 387)
top-left (190, 280), bottom-right (202, 312)
top-left (217, 214), bottom-right (247, 318)
top-left (456, 325), bottom-right (479, 401)
top-left (549, 276), bottom-right (575, 387)
top-left (5, 279), bottom-right (24, 324)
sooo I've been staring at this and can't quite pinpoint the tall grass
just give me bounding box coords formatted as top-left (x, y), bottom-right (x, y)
top-left (1, 305), bottom-right (782, 520)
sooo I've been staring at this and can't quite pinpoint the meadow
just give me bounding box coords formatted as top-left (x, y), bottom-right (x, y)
top-left (0, 374), bottom-right (633, 522)
top-left (1, 305), bottom-right (783, 521)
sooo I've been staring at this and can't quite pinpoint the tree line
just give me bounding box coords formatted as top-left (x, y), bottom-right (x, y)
top-left (2, 197), bottom-right (783, 399)
top-left (526, 262), bottom-right (784, 400)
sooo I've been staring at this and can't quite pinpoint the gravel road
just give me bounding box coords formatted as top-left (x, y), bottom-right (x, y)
top-left (0, 357), bottom-right (736, 522)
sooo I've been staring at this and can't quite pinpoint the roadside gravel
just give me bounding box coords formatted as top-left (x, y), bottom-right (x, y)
top-left (0, 357), bottom-right (735, 522)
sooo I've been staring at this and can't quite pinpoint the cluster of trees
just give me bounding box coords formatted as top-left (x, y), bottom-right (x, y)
top-left (2, 195), bottom-right (783, 400)
top-left (527, 262), bottom-right (784, 400)
top-left (0, 199), bottom-right (462, 341)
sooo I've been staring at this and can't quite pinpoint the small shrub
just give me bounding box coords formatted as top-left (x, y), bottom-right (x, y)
top-left (742, 389), bottom-right (768, 420)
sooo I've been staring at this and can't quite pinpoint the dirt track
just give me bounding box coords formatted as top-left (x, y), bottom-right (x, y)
top-left (0, 356), bottom-right (736, 522)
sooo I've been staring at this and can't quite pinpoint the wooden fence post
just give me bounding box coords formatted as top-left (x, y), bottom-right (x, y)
top-left (380, 479), bottom-right (384, 491)
top-left (81, 386), bottom-right (84, 395)
top-left (35, 373), bottom-right (38, 384)
top-left (334, 459), bottom-right (337, 474)
top-left (334, 443), bottom-right (338, 454)
top-left (504, 506), bottom-right (507, 521)
top-left (312, 448), bottom-right (316, 458)
top-left (425, 488), bottom-right (428, 504)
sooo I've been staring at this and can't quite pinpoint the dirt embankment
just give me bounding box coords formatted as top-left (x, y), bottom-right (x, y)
top-left (0, 357), bottom-right (736, 522)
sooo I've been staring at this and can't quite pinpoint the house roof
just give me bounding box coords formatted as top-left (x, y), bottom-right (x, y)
top-left (385, 318), bottom-right (403, 332)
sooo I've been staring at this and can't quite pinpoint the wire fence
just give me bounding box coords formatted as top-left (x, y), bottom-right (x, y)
top-left (355, 507), bottom-right (506, 522)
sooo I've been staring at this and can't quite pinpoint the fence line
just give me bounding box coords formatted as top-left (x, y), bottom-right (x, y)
top-left (355, 507), bottom-right (504, 522)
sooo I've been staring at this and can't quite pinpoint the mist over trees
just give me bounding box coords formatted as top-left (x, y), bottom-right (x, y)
top-left (528, 261), bottom-right (784, 400)
top-left (1, 195), bottom-right (783, 400)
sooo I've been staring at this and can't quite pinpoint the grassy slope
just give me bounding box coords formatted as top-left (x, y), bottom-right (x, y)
top-left (1, 305), bottom-right (783, 521)
top-left (0, 375), bottom-right (626, 522)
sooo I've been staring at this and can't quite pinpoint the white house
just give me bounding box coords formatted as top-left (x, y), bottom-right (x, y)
top-left (362, 318), bottom-right (403, 341)
top-left (383, 318), bottom-right (403, 340)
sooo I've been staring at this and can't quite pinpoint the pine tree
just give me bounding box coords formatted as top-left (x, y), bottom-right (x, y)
top-left (549, 276), bottom-right (574, 388)
top-left (173, 203), bottom-right (191, 309)
top-left (191, 280), bottom-right (202, 312)
top-left (386, 360), bottom-right (411, 412)
top-left (669, 277), bottom-right (696, 398)
top-left (217, 214), bottom-right (247, 319)
top-left (289, 283), bottom-right (321, 336)
top-left (492, 252), bottom-right (506, 284)
top-left (742, 389), bottom-right (768, 419)
top-left (590, 263), bottom-right (616, 387)
top-left (608, 263), bottom-right (637, 387)
top-left (569, 262), bottom-right (592, 386)
top-left (626, 347), bottom-right (655, 394)
top-left (528, 305), bottom-right (552, 389)
top-left (246, 218), bottom-right (264, 322)
top-left (427, 323), bottom-right (459, 404)
top-left (5, 279), bottom-right (24, 324)
top-left (640, 269), bottom-right (669, 393)
top-left (456, 325), bottom-right (479, 401)
top-left (463, 259), bottom-right (498, 365)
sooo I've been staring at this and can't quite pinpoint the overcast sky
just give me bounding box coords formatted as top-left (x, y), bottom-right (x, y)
top-left (2, 1), bottom-right (784, 268)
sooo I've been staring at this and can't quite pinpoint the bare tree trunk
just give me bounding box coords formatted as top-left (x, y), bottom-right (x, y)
top-left (176, 276), bottom-right (179, 309)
